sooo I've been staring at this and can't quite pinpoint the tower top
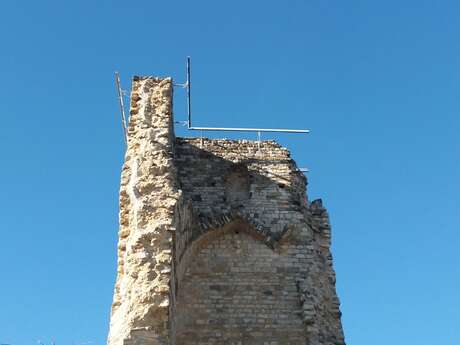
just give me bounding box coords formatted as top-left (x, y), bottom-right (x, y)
top-left (107, 73), bottom-right (345, 345)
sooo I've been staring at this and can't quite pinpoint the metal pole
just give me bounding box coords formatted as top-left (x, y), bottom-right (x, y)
top-left (188, 126), bottom-right (309, 134)
top-left (181, 56), bottom-right (310, 136)
top-left (115, 72), bottom-right (128, 145)
top-left (186, 56), bottom-right (192, 128)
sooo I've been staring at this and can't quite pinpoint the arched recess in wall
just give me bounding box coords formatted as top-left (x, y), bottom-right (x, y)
top-left (174, 219), bottom-right (306, 345)
top-left (224, 163), bottom-right (251, 205)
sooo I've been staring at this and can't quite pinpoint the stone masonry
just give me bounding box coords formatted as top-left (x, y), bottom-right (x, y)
top-left (107, 76), bottom-right (345, 345)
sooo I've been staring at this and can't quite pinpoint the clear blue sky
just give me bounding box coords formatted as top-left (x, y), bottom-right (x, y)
top-left (1, 1), bottom-right (459, 344)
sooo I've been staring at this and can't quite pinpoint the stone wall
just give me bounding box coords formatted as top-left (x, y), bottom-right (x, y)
top-left (108, 77), bottom-right (179, 345)
top-left (175, 222), bottom-right (307, 345)
top-left (174, 138), bottom-right (307, 242)
top-left (107, 76), bottom-right (345, 345)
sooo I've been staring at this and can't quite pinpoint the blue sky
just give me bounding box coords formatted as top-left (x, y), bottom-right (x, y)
top-left (1, 1), bottom-right (459, 344)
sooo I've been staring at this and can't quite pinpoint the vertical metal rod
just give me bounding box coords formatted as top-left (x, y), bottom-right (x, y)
top-left (115, 72), bottom-right (128, 145)
top-left (186, 56), bottom-right (192, 128)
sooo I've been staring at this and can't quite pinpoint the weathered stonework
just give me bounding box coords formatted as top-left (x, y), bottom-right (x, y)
top-left (107, 76), bottom-right (345, 345)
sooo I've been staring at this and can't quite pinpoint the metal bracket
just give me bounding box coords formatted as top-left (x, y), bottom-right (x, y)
top-left (174, 57), bottom-right (310, 135)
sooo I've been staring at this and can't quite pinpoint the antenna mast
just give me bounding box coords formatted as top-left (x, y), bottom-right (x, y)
top-left (181, 57), bottom-right (310, 135)
top-left (115, 72), bottom-right (128, 144)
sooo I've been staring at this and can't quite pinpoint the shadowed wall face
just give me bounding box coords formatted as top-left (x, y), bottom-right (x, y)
top-left (172, 139), bottom-right (345, 345)
top-left (175, 224), bottom-right (306, 345)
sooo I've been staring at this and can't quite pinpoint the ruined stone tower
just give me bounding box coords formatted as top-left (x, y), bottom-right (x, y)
top-left (107, 76), bottom-right (345, 345)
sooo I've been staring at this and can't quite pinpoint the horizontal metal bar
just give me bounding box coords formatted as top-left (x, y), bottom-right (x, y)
top-left (173, 82), bottom-right (187, 88)
top-left (188, 126), bottom-right (310, 134)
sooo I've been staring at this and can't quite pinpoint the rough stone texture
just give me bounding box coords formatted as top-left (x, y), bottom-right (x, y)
top-left (107, 76), bottom-right (346, 345)
top-left (108, 77), bottom-right (178, 345)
